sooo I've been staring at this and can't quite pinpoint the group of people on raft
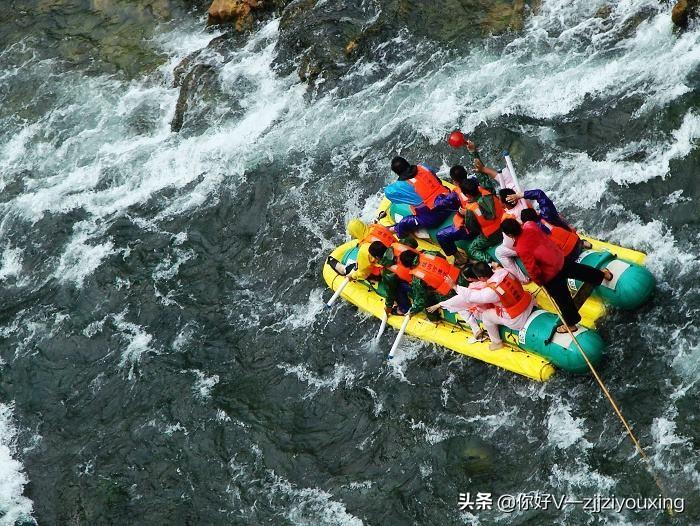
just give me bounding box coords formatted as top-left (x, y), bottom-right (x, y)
top-left (339, 132), bottom-right (614, 351)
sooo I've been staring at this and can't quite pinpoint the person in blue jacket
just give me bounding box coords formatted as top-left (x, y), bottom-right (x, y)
top-left (384, 156), bottom-right (451, 239)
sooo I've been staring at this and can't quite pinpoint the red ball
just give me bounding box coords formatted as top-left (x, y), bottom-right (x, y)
top-left (448, 130), bottom-right (466, 148)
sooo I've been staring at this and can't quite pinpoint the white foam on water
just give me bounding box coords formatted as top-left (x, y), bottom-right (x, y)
top-left (0, 403), bottom-right (34, 525)
top-left (189, 370), bottom-right (220, 399)
top-left (83, 316), bottom-right (108, 338)
top-left (215, 409), bottom-right (231, 423)
top-left (522, 111), bottom-right (700, 212)
top-left (163, 422), bottom-right (188, 436)
top-left (283, 288), bottom-right (327, 330)
top-left (650, 405), bottom-right (700, 487)
top-left (662, 189), bottom-right (691, 206)
top-left (363, 387), bottom-right (383, 417)
top-left (0, 310), bottom-right (70, 361)
top-left (599, 219), bottom-right (697, 276)
top-left (457, 408), bottom-right (518, 438)
top-left (441, 372), bottom-right (456, 407)
top-left (152, 246), bottom-right (196, 282)
top-left (172, 321), bottom-right (199, 353)
top-left (547, 401), bottom-right (592, 450)
top-left (89, 372), bottom-right (106, 394)
top-left (669, 339), bottom-right (700, 388)
top-left (113, 311), bottom-right (157, 380)
top-left (0, 246), bottom-right (24, 284)
top-left (52, 222), bottom-right (115, 288)
top-left (386, 337), bottom-right (424, 383)
top-left (269, 472), bottom-right (365, 526)
top-left (276, 362), bottom-right (356, 399)
top-left (153, 20), bottom-right (224, 80)
top-left (408, 419), bottom-right (449, 445)
top-left (548, 462), bottom-right (616, 496)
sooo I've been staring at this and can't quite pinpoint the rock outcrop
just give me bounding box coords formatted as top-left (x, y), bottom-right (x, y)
top-left (482, 0), bottom-right (527, 34)
top-left (273, 0), bottom-right (542, 88)
top-left (206, 0), bottom-right (291, 30)
top-left (207, 0), bottom-right (260, 30)
top-left (175, 0), bottom-right (548, 131)
top-left (672, 0), bottom-right (700, 29)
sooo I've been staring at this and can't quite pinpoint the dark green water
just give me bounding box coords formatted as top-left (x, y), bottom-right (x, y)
top-left (0, 0), bottom-right (698, 524)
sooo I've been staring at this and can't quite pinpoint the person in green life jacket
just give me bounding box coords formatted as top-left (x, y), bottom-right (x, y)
top-left (434, 164), bottom-right (499, 265)
top-left (368, 241), bottom-right (461, 320)
top-left (446, 132), bottom-right (498, 193)
top-left (367, 240), bottom-right (417, 316)
top-left (453, 177), bottom-right (504, 263)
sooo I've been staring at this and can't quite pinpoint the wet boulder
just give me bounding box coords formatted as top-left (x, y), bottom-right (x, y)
top-left (206, 0), bottom-right (291, 30)
top-left (274, 0), bottom-right (380, 85)
top-left (207, 0), bottom-right (260, 30)
top-left (171, 64), bottom-right (217, 132)
top-left (672, 0), bottom-right (700, 29)
top-left (482, 0), bottom-right (527, 34)
top-left (169, 33), bottom-right (254, 133)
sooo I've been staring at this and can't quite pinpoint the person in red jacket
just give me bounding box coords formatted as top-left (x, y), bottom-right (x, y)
top-left (519, 208), bottom-right (590, 263)
top-left (500, 218), bottom-right (613, 333)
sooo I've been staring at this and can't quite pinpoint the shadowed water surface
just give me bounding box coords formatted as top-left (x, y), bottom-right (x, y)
top-left (0, 0), bottom-right (698, 524)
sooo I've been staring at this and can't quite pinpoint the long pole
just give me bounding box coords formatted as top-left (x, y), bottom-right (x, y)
top-left (502, 150), bottom-right (523, 193)
top-left (325, 277), bottom-right (350, 308)
top-left (374, 310), bottom-right (388, 343)
top-left (541, 288), bottom-right (673, 513)
top-left (388, 314), bottom-right (411, 359)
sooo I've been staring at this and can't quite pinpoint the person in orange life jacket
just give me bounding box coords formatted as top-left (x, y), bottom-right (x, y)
top-left (505, 187), bottom-right (582, 232)
top-left (463, 262), bottom-right (536, 350)
top-left (384, 156), bottom-right (451, 239)
top-left (393, 249), bottom-right (461, 319)
top-left (519, 208), bottom-right (589, 263)
top-left (449, 177), bottom-right (504, 263)
top-left (371, 242), bottom-right (460, 319)
top-left (431, 261), bottom-right (535, 350)
top-left (434, 165), bottom-right (480, 262)
top-left (427, 264), bottom-right (490, 344)
top-left (501, 218), bottom-right (613, 333)
top-left (470, 156), bottom-right (532, 282)
top-left (344, 218), bottom-right (398, 281)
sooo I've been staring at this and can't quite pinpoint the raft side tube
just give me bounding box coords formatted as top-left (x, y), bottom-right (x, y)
top-left (574, 250), bottom-right (656, 310)
top-left (512, 309), bottom-right (604, 374)
top-left (324, 240), bottom-right (556, 381)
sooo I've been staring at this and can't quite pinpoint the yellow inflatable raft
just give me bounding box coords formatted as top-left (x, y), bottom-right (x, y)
top-left (323, 199), bottom-right (650, 382)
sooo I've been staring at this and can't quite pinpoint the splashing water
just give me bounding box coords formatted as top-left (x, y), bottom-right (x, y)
top-left (0, 0), bottom-right (697, 524)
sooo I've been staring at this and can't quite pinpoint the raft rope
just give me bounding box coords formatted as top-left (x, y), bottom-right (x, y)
top-left (541, 289), bottom-right (673, 515)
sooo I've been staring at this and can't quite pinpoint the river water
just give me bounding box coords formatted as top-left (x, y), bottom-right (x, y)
top-left (0, 0), bottom-right (698, 524)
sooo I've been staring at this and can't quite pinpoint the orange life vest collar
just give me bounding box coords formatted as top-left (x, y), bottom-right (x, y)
top-left (541, 219), bottom-right (579, 257)
top-left (387, 243), bottom-right (417, 283)
top-left (487, 272), bottom-right (531, 318)
top-left (463, 187), bottom-right (504, 237)
top-left (360, 223), bottom-right (396, 248)
top-left (410, 253), bottom-right (460, 295)
top-left (407, 165), bottom-right (449, 210)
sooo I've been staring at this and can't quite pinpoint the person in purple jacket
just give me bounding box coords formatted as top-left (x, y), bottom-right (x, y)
top-left (506, 188), bottom-right (572, 230)
top-left (384, 156), bottom-right (451, 238)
